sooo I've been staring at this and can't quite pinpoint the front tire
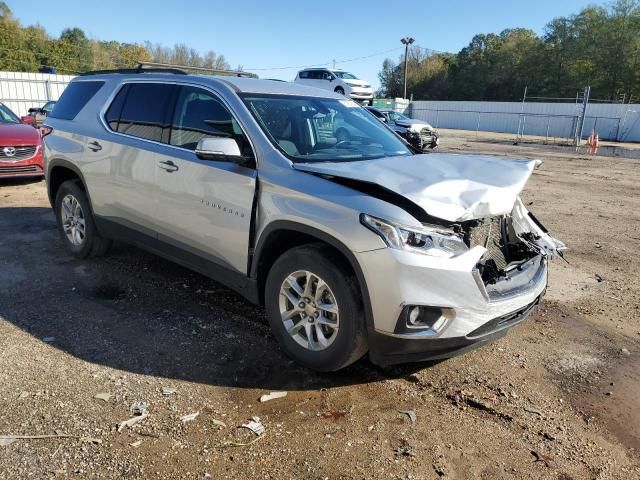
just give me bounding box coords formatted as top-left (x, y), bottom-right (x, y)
top-left (334, 87), bottom-right (345, 95)
top-left (55, 180), bottom-right (111, 258)
top-left (264, 244), bottom-right (368, 371)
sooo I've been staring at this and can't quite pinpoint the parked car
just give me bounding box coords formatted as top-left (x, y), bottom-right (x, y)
top-left (294, 68), bottom-right (373, 104)
top-left (43, 69), bottom-right (565, 371)
top-left (367, 106), bottom-right (439, 150)
top-left (27, 100), bottom-right (57, 127)
top-left (0, 102), bottom-right (43, 178)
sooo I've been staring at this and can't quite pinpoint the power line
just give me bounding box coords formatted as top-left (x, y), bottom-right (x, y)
top-left (244, 46), bottom-right (404, 71)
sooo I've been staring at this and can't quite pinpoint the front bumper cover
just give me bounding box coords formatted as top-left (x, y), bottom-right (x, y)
top-left (369, 294), bottom-right (542, 366)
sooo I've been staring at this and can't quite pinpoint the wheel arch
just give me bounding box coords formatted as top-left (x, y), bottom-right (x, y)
top-left (47, 159), bottom-right (91, 210)
top-left (251, 221), bottom-right (374, 334)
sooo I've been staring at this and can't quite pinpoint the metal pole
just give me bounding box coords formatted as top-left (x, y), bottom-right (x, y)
top-left (575, 86), bottom-right (591, 147)
top-left (400, 37), bottom-right (414, 100)
top-left (403, 43), bottom-right (409, 100)
top-left (545, 117), bottom-right (551, 144)
top-left (515, 86), bottom-right (527, 144)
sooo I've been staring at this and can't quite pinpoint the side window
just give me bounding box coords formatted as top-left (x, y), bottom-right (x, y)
top-left (114, 83), bottom-right (176, 142)
top-left (169, 85), bottom-right (250, 155)
top-left (49, 81), bottom-right (104, 120)
top-left (308, 70), bottom-right (320, 80)
top-left (298, 71), bottom-right (309, 79)
top-left (105, 84), bottom-right (129, 131)
top-left (321, 71), bottom-right (332, 81)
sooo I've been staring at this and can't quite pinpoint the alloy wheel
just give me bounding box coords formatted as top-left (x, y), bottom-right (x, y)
top-left (278, 270), bottom-right (339, 351)
top-left (60, 194), bottom-right (86, 246)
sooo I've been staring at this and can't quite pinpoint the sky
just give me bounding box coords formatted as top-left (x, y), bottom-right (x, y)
top-left (9, 0), bottom-right (599, 89)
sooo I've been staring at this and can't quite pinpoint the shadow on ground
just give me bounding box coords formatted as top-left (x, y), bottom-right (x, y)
top-left (0, 206), bottom-right (434, 392)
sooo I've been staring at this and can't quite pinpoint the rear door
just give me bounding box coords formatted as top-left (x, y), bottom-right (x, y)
top-left (89, 82), bottom-right (177, 235)
top-left (153, 84), bottom-right (256, 274)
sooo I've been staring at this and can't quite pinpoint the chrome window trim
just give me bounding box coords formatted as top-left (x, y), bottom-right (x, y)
top-left (97, 78), bottom-right (257, 165)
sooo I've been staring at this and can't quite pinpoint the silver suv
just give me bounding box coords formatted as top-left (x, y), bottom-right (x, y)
top-left (43, 66), bottom-right (565, 371)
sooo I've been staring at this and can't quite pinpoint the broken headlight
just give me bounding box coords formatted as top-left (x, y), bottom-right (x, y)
top-left (361, 214), bottom-right (468, 258)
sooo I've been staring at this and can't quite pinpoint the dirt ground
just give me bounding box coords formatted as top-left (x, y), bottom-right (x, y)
top-left (1, 136), bottom-right (639, 479)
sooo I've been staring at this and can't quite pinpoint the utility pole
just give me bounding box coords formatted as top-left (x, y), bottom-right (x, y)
top-left (400, 37), bottom-right (414, 99)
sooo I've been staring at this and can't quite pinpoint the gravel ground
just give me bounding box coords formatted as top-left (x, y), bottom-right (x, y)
top-left (1, 137), bottom-right (639, 479)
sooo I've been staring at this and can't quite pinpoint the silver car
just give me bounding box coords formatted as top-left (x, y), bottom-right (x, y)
top-left (43, 67), bottom-right (565, 371)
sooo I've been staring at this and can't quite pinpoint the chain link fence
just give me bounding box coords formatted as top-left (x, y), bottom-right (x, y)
top-left (0, 71), bottom-right (75, 117)
top-left (406, 99), bottom-right (639, 144)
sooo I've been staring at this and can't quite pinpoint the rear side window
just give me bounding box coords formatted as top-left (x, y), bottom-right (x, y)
top-left (50, 81), bottom-right (104, 120)
top-left (298, 71), bottom-right (309, 79)
top-left (109, 83), bottom-right (177, 142)
top-left (105, 84), bottom-right (129, 130)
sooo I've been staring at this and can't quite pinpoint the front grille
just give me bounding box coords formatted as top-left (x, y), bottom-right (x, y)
top-left (0, 164), bottom-right (40, 174)
top-left (465, 217), bottom-right (508, 270)
top-left (0, 146), bottom-right (37, 161)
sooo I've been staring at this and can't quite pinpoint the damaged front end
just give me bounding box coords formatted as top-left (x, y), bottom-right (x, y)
top-left (402, 127), bottom-right (439, 151)
top-left (456, 197), bottom-right (566, 296)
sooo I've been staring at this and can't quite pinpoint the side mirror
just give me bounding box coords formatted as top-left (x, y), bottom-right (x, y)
top-left (21, 116), bottom-right (34, 125)
top-left (195, 137), bottom-right (250, 166)
top-left (328, 76), bottom-right (334, 82)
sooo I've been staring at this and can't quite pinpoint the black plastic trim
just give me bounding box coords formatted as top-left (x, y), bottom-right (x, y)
top-left (369, 329), bottom-right (509, 366)
top-left (94, 216), bottom-right (259, 303)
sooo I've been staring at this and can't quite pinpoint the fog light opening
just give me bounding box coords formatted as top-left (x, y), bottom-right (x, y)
top-left (397, 305), bottom-right (452, 336)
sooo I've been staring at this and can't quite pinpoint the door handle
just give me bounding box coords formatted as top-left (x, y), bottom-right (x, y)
top-left (87, 140), bottom-right (102, 152)
top-left (158, 160), bottom-right (179, 173)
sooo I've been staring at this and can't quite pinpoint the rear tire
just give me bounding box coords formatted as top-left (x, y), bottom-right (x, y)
top-left (264, 244), bottom-right (368, 371)
top-left (54, 180), bottom-right (111, 259)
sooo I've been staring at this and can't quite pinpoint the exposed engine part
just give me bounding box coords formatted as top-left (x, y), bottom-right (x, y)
top-left (460, 216), bottom-right (538, 285)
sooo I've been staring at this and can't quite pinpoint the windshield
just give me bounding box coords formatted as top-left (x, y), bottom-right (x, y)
top-left (0, 104), bottom-right (19, 124)
top-left (332, 71), bottom-right (358, 80)
top-left (241, 94), bottom-right (413, 163)
top-left (387, 111), bottom-right (409, 122)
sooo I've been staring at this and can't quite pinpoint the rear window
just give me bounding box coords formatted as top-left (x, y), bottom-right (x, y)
top-left (49, 81), bottom-right (104, 120)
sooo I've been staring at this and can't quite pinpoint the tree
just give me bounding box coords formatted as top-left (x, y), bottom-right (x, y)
top-left (377, 0), bottom-right (640, 101)
top-left (0, 7), bottom-right (228, 75)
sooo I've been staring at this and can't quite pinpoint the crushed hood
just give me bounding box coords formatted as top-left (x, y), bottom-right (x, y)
top-left (395, 119), bottom-right (435, 131)
top-left (293, 153), bottom-right (540, 222)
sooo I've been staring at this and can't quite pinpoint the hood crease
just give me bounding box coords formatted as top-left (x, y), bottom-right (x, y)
top-left (293, 153), bottom-right (539, 222)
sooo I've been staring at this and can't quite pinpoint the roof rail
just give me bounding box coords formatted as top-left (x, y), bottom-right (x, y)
top-left (80, 66), bottom-right (187, 76)
top-left (139, 62), bottom-right (258, 78)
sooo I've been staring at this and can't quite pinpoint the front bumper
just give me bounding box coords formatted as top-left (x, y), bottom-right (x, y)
top-left (356, 246), bottom-right (548, 366)
top-left (348, 89), bottom-right (373, 100)
top-left (0, 155), bottom-right (44, 178)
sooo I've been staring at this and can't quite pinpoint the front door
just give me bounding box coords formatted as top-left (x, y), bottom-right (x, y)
top-left (153, 84), bottom-right (256, 275)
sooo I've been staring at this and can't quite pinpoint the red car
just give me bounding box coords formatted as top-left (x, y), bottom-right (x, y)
top-left (0, 102), bottom-right (43, 178)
